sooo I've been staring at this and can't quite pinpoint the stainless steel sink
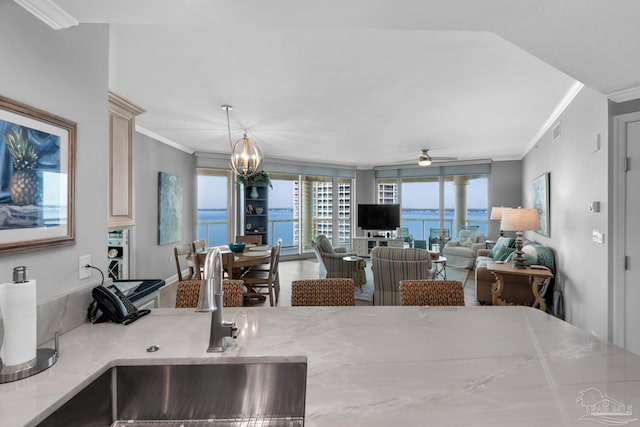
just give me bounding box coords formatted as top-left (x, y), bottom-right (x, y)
top-left (38, 356), bottom-right (307, 427)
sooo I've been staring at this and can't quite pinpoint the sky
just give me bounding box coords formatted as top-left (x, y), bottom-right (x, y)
top-left (198, 176), bottom-right (487, 210)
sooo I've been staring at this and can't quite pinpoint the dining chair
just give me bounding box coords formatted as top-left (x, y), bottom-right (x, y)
top-left (241, 241), bottom-right (281, 306)
top-left (399, 280), bottom-right (465, 306)
top-left (235, 235), bottom-right (262, 245)
top-left (414, 239), bottom-right (428, 250)
top-left (290, 278), bottom-right (355, 306)
top-left (428, 228), bottom-right (450, 251)
top-left (173, 243), bottom-right (195, 281)
top-left (175, 279), bottom-right (244, 308)
top-left (191, 239), bottom-right (207, 278)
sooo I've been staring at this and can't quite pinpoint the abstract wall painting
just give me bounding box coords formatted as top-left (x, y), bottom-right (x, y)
top-left (158, 171), bottom-right (182, 245)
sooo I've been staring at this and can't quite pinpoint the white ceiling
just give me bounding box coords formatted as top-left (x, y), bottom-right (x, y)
top-left (42, 0), bottom-right (640, 168)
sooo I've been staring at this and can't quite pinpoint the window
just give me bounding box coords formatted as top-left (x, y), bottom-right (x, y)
top-left (197, 169), bottom-right (230, 246)
top-left (376, 168), bottom-right (489, 241)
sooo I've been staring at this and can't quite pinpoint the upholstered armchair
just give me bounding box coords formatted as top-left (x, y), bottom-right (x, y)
top-left (312, 235), bottom-right (366, 285)
top-left (370, 247), bottom-right (433, 306)
top-left (442, 229), bottom-right (487, 269)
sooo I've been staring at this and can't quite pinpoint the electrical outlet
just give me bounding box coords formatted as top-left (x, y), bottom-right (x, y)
top-left (79, 255), bottom-right (91, 279)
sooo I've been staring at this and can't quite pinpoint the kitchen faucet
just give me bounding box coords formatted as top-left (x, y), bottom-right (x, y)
top-left (196, 247), bottom-right (238, 352)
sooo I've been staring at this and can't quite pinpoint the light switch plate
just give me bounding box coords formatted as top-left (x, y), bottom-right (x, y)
top-left (592, 230), bottom-right (604, 244)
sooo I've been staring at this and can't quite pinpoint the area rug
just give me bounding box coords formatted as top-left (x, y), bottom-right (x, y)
top-left (354, 266), bottom-right (472, 303)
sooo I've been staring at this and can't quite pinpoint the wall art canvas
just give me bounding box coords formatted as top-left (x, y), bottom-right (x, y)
top-left (532, 172), bottom-right (550, 237)
top-left (0, 96), bottom-right (75, 254)
top-left (158, 171), bottom-right (182, 245)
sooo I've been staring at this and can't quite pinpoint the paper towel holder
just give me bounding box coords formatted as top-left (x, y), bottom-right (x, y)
top-left (0, 266), bottom-right (59, 383)
top-left (0, 331), bottom-right (58, 384)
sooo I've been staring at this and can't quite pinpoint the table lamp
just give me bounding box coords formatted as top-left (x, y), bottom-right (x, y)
top-left (500, 208), bottom-right (540, 269)
top-left (490, 206), bottom-right (507, 238)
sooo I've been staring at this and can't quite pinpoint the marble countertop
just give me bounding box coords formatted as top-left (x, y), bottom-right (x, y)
top-left (2, 306), bottom-right (640, 426)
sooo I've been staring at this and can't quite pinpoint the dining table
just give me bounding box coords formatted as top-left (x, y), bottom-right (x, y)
top-left (194, 244), bottom-right (271, 280)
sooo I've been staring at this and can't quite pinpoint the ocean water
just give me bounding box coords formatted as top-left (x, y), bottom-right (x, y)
top-left (198, 209), bottom-right (488, 247)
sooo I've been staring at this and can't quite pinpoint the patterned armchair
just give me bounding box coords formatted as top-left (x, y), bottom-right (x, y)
top-left (370, 247), bottom-right (433, 305)
top-left (312, 235), bottom-right (366, 285)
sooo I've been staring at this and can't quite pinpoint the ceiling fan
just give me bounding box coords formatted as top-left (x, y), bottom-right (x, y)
top-left (395, 149), bottom-right (458, 166)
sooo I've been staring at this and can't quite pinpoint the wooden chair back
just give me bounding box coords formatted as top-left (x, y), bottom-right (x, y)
top-left (291, 278), bottom-right (355, 306)
top-left (235, 235), bottom-right (263, 245)
top-left (173, 243), bottom-right (195, 281)
top-left (241, 241), bottom-right (281, 306)
top-left (191, 239), bottom-right (207, 279)
top-left (399, 280), bottom-right (465, 306)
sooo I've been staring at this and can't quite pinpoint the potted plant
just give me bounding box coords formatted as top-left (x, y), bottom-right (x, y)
top-left (236, 170), bottom-right (273, 189)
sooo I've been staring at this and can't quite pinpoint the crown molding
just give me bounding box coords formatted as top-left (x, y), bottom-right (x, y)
top-left (524, 80), bottom-right (584, 156)
top-left (607, 86), bottom-right (640, 103)
top-left (14, 0), bottom-right (78, 29)
top-left (136, 126), bottom-right (194, 154)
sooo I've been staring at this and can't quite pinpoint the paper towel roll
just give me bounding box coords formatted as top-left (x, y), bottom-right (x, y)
top-left (0, 280), bottom-right (36, 366)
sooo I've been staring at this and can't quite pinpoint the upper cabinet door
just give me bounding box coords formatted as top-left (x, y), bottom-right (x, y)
top-left (108, 90), bottom-right (145, 229)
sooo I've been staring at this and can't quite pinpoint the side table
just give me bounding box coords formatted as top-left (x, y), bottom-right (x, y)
top-left (432, 256), bottom-right (447, 280)
top-left (486, 262), bottom-right (553, 311)
top-left (485, 240), bottom-right (496, 250)
top-left (343, 256), bottom-right (365, 290)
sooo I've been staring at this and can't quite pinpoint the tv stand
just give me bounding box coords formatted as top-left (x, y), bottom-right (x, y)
top-left (352, 236), bottom-right (404, 257)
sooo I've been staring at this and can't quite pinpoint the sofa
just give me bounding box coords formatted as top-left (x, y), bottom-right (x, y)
top-left (474, 236), bottom-right (555, 307)
top-left (442, 229), bottom-right (488, 269)
top-left (370, 247), bottom-right (434, 305)
top-left (312, 235), bottom-right (366, 285)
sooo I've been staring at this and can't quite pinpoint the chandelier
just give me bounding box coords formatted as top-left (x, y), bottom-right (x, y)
top-left (222, 105), bottom-right (264, 178)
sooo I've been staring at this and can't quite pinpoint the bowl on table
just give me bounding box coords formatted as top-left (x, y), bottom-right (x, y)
top-left (228, 242), bottom-right (246, 253)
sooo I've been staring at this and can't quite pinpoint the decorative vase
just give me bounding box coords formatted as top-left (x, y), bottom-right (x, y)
top-left (249, 186), bottom-right (259, 199)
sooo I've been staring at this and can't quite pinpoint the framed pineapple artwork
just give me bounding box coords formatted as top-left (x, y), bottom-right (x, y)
top-left (0, 96), bottom-right (76, 254)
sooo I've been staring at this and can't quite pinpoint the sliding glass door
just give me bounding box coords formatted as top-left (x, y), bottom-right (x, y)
top-left (377, 171), bottom-right (489, 242)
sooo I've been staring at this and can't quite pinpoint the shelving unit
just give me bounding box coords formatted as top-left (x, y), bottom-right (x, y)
top-left (352, 236), bottom-right (404, 257)
top-left (107, 229), bottom-right (128, 280)
top-left (242, 184), bottom-right (269, 245)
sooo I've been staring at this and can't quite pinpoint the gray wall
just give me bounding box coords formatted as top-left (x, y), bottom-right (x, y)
top-left (0, 2), bottom-right (109, 301)
top-left (487, 160), bottom-right (522, 239)
top-left (133, 133), bottom-right (196, 279)
top-left (521, 86), bottom-right (609, 339)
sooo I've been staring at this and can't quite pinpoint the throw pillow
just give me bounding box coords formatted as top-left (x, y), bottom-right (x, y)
top-left (488, 236), bottom-right (516, 258)
top-left (506, 250), bottom-right (535, 266)
top-left (496, 236), bottom-right (515, 248)
top-left (458, 230), bottom-right (475, 247)
top-left (494, 246), bottom-right (515, 261)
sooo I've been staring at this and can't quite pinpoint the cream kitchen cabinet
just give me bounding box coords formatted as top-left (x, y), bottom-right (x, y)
top-left (108, 90), bottom-right (145, 229)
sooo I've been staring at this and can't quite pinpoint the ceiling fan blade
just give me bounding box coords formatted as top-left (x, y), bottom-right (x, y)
top-left (430, 156), bottom-right (458, 161)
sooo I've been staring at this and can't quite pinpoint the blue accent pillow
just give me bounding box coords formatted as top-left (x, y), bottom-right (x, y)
top-left (494, 246), bottom-right (515, 261)
top-left (489, 236), bottom-right (515, 258)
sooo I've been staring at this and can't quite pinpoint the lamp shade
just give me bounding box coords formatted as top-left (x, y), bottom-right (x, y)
top-left (500, 208), bottom-right (540, 232)
top-left (490, 206), bottom-right (505, 220)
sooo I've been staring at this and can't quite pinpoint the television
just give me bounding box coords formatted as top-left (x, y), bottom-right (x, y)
top-left (357, 204), bottom-right (400, 231)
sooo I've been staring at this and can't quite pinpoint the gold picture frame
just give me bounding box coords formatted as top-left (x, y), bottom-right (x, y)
top-left (0, 96), bottom-right (76, 254)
